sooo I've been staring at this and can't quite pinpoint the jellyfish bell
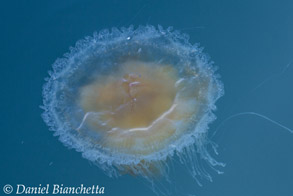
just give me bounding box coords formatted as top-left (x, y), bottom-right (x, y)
top-left (42, 26), bottom-right (224, 181)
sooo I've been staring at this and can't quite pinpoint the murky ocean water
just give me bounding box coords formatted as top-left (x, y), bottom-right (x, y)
top-left (1, 1), bottom-right (293, 195)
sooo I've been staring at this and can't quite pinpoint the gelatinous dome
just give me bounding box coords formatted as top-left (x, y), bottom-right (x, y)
top-left (42, 25), bottom-right (224, 177)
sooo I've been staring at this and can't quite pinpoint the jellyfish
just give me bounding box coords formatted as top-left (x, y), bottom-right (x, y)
top-left (42, 25), bottom-right (224, 193)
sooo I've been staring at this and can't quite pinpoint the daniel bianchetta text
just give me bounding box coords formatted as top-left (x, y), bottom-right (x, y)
top-left (6, 184), bottom-right (105, 195)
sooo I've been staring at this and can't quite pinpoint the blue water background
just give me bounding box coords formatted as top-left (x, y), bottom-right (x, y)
top-left (1, 0), bottom-right (293, 195)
